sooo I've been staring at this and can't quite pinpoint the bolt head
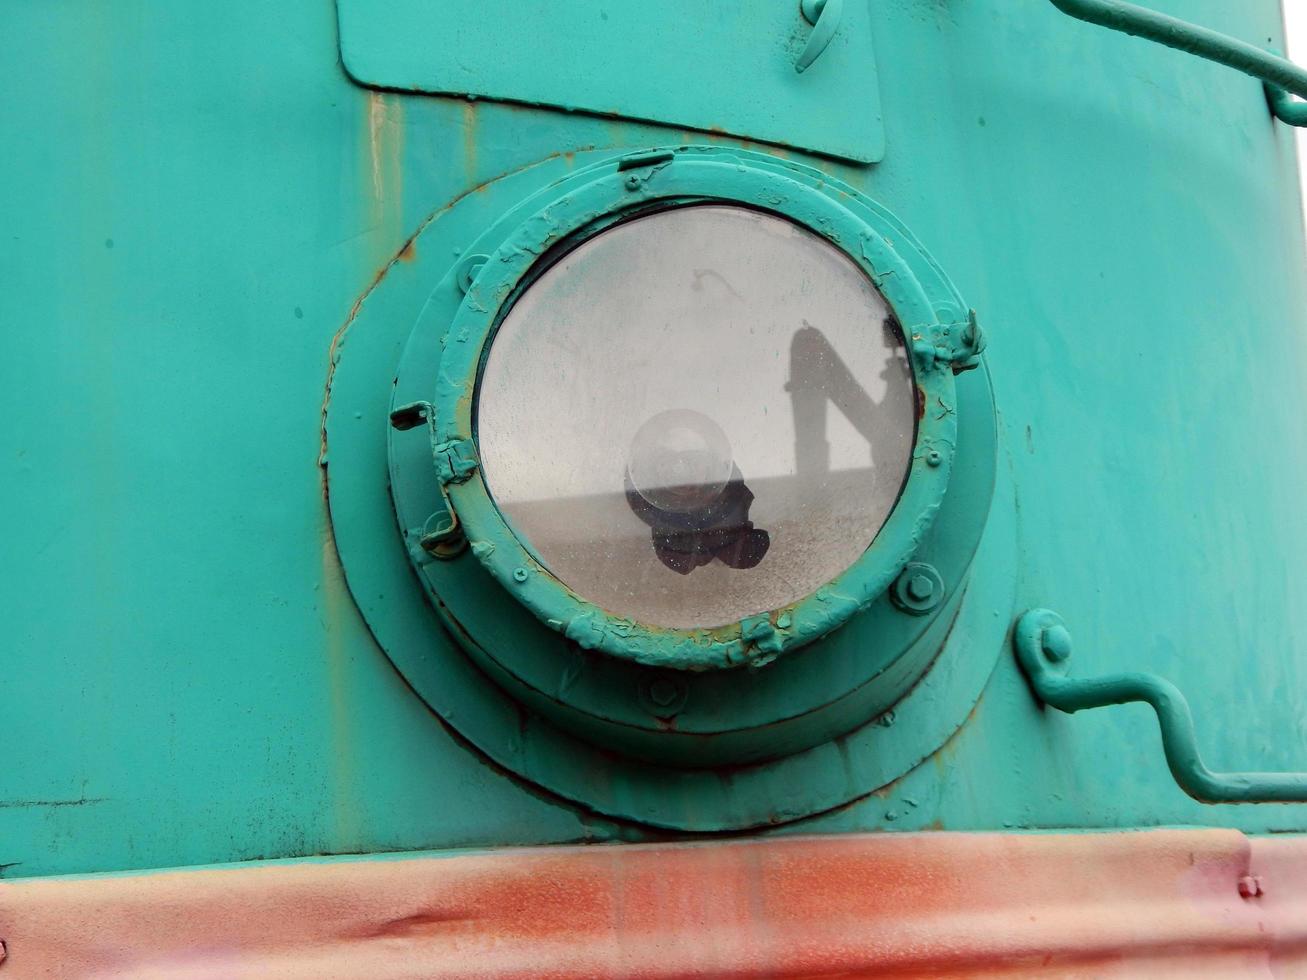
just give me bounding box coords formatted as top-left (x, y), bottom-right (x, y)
top-left (1040, 624), bottom-right (1073, 663)
top-left (891, 562), bottom-right (944, 615)
top-left (907, 574), bottom-right (935, 601)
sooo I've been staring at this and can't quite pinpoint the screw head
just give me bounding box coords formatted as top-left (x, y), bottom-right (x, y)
top-left (512, 567), bottom-right (529, 583)
top-left (926, 450), bottom-right (943, 467)
top-left (624, 173), bottom-right (641, 190)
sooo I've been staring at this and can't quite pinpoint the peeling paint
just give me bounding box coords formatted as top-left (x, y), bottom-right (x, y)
top-left (417, 145), bottom-right (973, 671)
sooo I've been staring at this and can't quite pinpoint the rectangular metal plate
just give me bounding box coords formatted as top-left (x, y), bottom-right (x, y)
top-left (336, 0), bottom-right (885, 164)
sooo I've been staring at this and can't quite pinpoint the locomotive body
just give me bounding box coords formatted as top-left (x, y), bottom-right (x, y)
top-left (3, 0), bottom-right (1307, 974)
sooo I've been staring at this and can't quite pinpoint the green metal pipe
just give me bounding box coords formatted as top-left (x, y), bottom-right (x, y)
top-left (1014, 609), bottom-right (1307, 804)
top-left (1046, 0), bottom-right (1307, 125)
top-left (1267, 83), bottom-right (1307, 126)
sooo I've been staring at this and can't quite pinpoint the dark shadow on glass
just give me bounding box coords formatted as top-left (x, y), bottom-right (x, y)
top-left (785, 318), bottom-right (905, 477)
top-left (625, 465), bottom-right (771, 575)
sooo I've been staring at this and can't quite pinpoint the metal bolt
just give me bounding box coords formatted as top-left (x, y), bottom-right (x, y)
top-left (455, 253), bottom-right (491, 294)
top-left (639, 674), bottom-right (688, 716)
top-left (907, 574), bottom-right (935, 602)
top-left (624, 173), bottom-right (642, 190)
top-left (512, 567), bottom-right (529, 583)
top-left (1040, 624), bottom-right (1073, 663)
top-left (926, 450), bottom-right (943, 467)
top-left (890, 562), bottom-right (945, 616)
top-left (1238, 875), bottom-right (1264, 899)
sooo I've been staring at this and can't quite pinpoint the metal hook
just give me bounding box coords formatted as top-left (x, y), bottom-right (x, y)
top-left (1013, 608), bottom-right (1307, 803)
top-left (796, 0), bottom-right (843, 73)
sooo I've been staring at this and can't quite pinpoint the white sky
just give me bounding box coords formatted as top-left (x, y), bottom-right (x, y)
top-left (1290, 4), bottom-right (1307, 225)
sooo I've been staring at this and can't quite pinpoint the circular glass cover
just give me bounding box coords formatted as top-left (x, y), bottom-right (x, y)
top-left (476, 205), bottom-right (915, 629)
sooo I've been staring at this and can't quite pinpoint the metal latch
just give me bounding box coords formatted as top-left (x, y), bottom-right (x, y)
top-left (390, 401), bottom-right (476, 559)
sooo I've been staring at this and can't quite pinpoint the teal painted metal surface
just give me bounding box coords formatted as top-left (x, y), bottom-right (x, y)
top-left (357, 145), bottom-right (1003, 826)
top-left (1015, 609), bottom-right (1307, 803)
top-left (3, 0), bottom-right (1307, 879)
top-left (1046, 0), bottom-right (1307, 125)
top-left (335, 0), bottom-right (886, 162)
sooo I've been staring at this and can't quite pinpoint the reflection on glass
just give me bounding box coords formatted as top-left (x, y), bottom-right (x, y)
top-left (476, 205), bottom-right (915, 629)
top-left (625, 409), bottom-right (771, 576)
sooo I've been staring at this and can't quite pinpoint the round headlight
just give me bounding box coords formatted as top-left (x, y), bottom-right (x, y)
top-left (476, 204), bottom-right (915, 629)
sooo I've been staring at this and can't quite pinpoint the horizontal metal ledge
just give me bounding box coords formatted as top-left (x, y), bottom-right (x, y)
top-left (1, 830), bottom-right (1305, 977)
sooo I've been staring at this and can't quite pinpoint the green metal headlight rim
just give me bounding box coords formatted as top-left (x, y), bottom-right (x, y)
top-left (431, 149), bottom-right (963, 671)
top-left (338, 146), bottom-right (1002, 824)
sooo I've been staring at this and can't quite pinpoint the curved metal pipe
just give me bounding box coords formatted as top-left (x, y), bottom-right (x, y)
top-left (1013, 609), bottom-right (1307, 803)
top-left (1046, 0), bottom-right (1307, 126)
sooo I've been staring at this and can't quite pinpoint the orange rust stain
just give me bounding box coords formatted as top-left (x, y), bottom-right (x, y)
top-left (366, 91), bottom-right (404, 243)
top-left (319, 145), bottom-right (595, 596)
top-left (320, 150), bottom-right (574, 509)
top-left (1, 830), bottom-right (1297, 978)
top-left (462, 101), bottom-right (478, 182)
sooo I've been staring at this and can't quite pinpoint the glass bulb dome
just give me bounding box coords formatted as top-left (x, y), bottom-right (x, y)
top-left (627, 409), bottom-right (735, 513)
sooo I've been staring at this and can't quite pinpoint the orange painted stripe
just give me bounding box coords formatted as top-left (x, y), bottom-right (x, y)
top-left (0, 830), bottom-right (1304, 978)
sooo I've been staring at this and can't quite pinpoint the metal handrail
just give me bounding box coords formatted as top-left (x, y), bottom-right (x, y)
top-left (1046, 0), bottom-right (1307, 127)
top-left (1013, 609), bottom-right (1307, 804)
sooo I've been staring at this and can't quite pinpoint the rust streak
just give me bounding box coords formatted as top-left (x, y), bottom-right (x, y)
top-left (318, 148), bottom-right (592, 485)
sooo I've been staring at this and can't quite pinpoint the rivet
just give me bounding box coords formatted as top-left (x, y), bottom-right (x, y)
top-left (512, 567), bottom-right (529, 583)
top-left (1040, 624), bottom-right (1073, 663)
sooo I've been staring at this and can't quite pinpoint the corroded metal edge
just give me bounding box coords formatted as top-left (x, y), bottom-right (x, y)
top-left (1, 830), bottom-right (1304, 978)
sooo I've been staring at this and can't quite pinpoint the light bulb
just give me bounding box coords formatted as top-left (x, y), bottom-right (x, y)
top-left (627, 409), bottom-right (734, 513)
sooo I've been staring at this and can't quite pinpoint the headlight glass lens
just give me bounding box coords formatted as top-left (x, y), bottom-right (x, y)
top-left (476, 205), bottom-right (915, 629)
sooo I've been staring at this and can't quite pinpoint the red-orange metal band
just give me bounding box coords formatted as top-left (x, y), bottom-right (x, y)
top-left (1, 830), bottom-right (1304, 978)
